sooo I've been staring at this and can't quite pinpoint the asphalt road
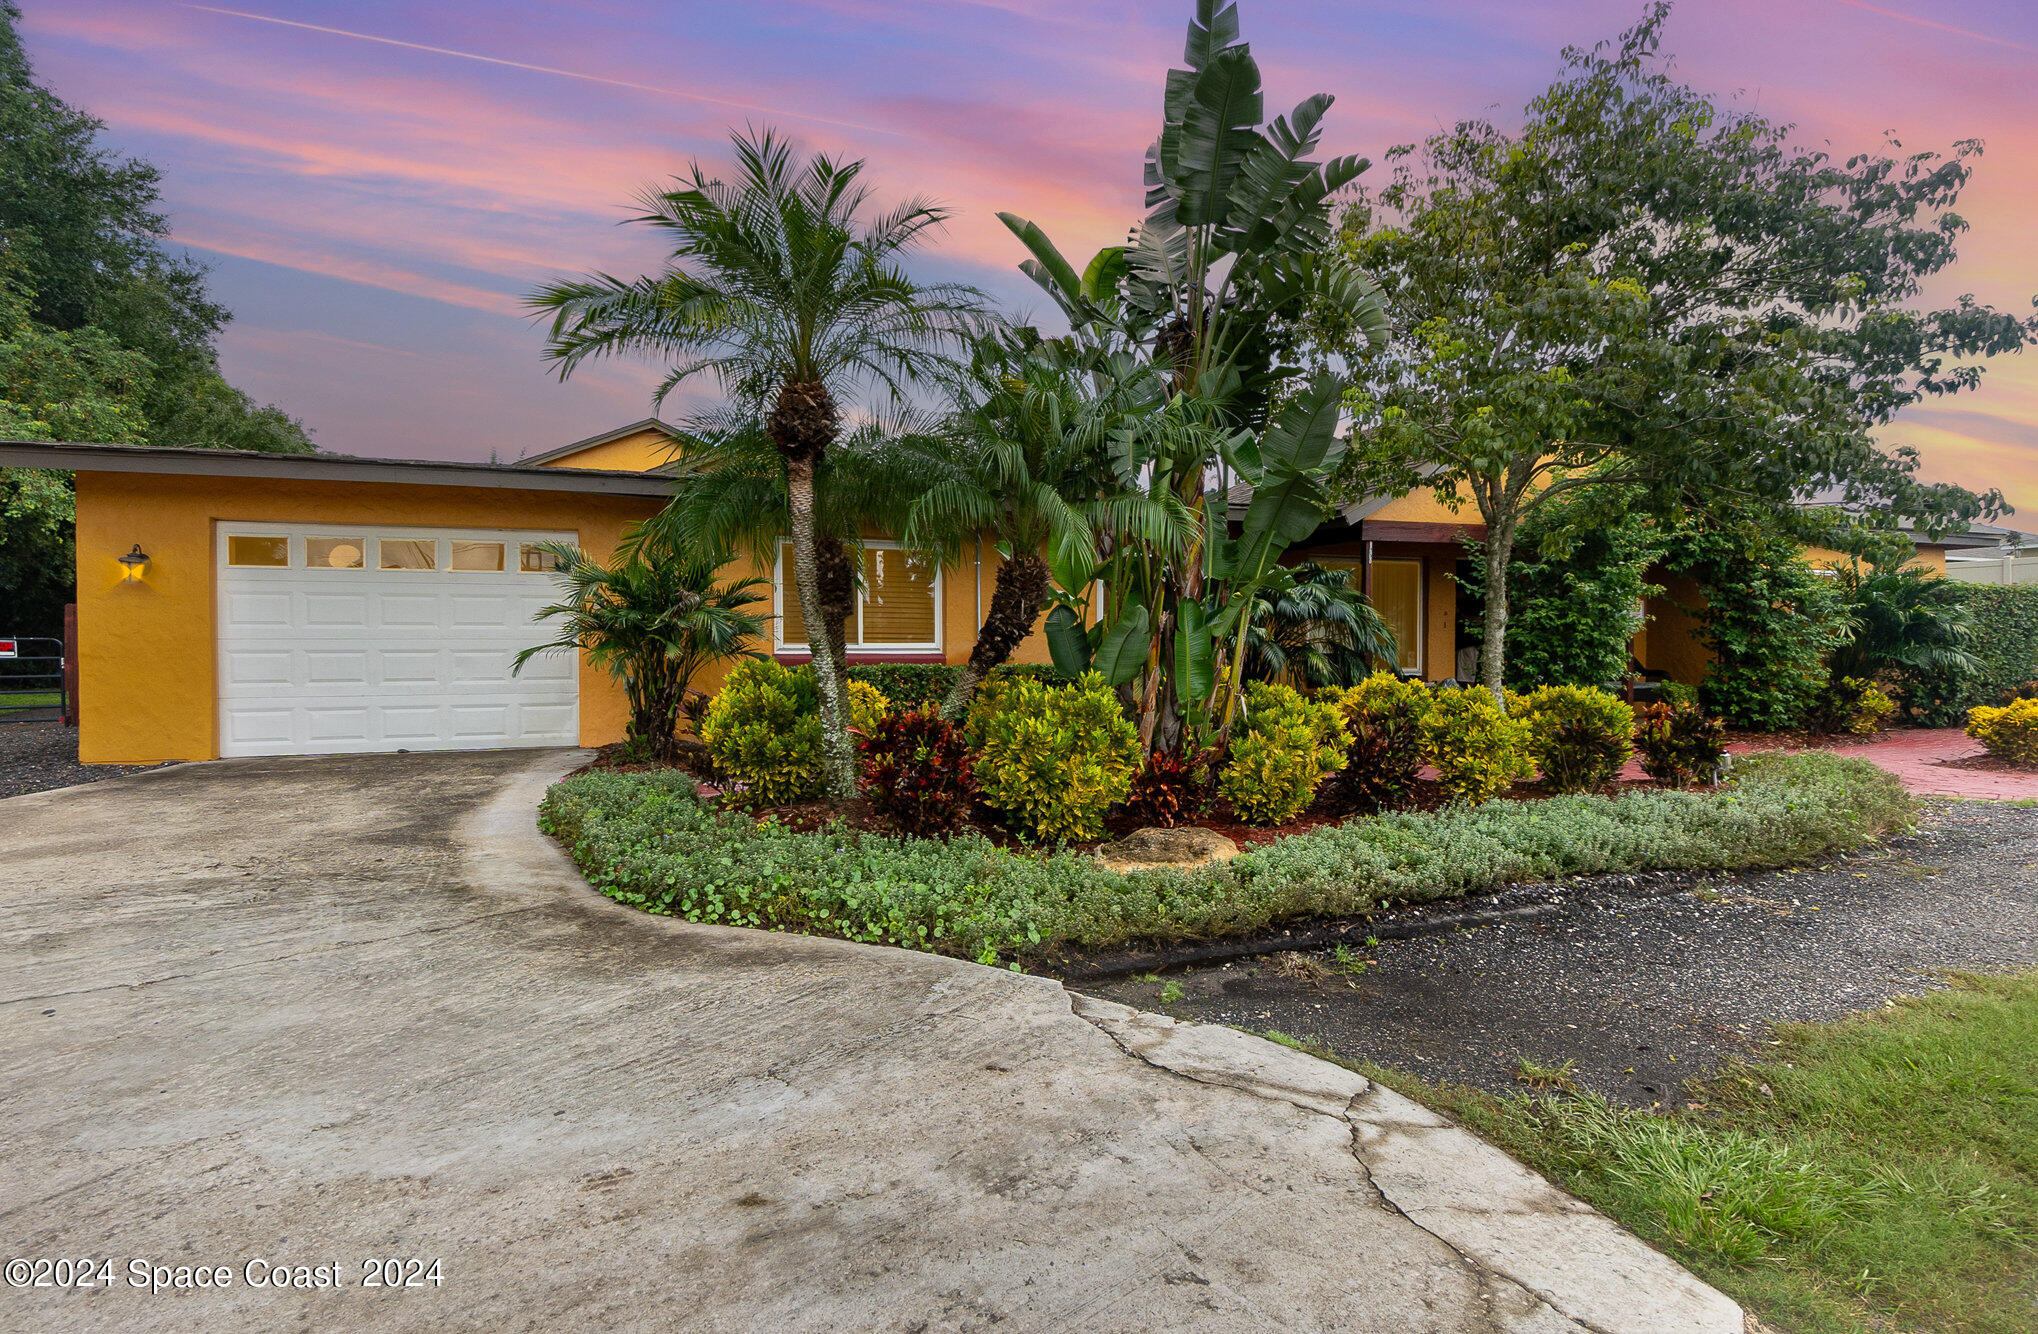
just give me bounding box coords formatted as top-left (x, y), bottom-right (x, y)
top-left (1096, 800), bottom-right (2038, 1106)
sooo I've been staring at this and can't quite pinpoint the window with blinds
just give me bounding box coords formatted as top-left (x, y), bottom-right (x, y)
top-left (776, 542), bottom-right (940, 650)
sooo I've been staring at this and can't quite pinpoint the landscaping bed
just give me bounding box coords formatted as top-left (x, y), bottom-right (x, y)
top-left (540, 750), bottom-right (1913, 967)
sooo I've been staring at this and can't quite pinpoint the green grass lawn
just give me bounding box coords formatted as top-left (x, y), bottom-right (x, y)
top-left (1345, 973), bottom-right (2038, 1333)
top-left (0, 690), bottom-right (60, 709)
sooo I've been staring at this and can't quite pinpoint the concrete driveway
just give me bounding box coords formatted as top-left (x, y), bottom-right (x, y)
top-left (1, 752), bottom-right (1739, 1332)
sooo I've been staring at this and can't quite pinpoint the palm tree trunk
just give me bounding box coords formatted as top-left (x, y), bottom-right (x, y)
top-left (939, 551), bottom-right (1050, 721)
top-left (815, 534), bottom-right (856, 687)
top-left (787, 457), bottom-right (859, 802)
top-left (770, 378), bottom-right (857, 805)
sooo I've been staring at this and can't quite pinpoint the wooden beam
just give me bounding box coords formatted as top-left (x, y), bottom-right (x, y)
top-left (1361, 519), bottom-right (1486, 544)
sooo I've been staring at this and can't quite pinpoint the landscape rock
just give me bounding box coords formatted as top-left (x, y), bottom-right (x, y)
top-left (1095, 825), bottom-right (1240, 872)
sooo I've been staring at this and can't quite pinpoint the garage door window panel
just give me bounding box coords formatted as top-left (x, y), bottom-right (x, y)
top-left (379, 538), bottom-right (437, 570)
top-left (306, 538), bottom-right (365, 570)
top-left (228, 535), bottom-right (290, 568)
top-left (452, 541), bottom-right (505, 572)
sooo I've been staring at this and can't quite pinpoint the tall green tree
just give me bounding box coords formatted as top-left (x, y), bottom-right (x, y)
top-left (997, 0), bottom-right (1390, 751)
top-left (1330, 2), bottom-right (2023, 700)
top-left (1, 3), bottom-right (310, 636)
top-left (531, 129), bottom-right (984, 804)
top-left (0, 2), bottom-right (311, 452)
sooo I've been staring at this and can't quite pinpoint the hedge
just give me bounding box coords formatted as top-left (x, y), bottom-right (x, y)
top-left (541, 751), bottom-right (1913, 967)
top-left (1958, 584), bottom-right (2038, 708)
top-left (844, 660), bottom-right (1058, 709)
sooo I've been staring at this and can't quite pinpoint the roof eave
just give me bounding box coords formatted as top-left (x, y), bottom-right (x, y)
top-left (0, 440), bottom-right (678, 498)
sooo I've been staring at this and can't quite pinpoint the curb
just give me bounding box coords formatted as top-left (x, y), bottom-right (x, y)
top-left (1050, 867), bottom-right (1718, 983)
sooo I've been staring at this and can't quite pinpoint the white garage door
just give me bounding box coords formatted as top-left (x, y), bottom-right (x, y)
top-left (216, 522), bottom-right (579, 757)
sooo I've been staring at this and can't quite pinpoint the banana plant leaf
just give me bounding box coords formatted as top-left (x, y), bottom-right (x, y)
top-left (1044, 603), bottom-right (1092, 679)
top-left (1092, 603), bottom-right (1152, 687)
top-left (1174, 597), bottom-right (1216, 706)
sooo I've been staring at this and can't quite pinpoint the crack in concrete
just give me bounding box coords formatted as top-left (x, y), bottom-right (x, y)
top-left (1066, 991), bottom-right (1578, 1332)
top-left (1066, 990), bottom-right (1734, 1334)
top-left (0, 904), bottom-right (551, 1008)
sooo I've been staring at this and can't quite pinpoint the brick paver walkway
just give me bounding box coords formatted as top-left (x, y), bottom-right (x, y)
top-left (1729, 727), bottom-right (2038, 800)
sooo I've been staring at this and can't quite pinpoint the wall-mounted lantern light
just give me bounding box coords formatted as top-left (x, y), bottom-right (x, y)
top-left (118, 544), bottom-right (150, 583)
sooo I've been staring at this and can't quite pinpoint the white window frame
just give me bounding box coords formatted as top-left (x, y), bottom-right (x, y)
top-left (773, 539), bottom-right (943, 653)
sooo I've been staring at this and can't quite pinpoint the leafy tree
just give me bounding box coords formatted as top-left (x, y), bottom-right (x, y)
top-left (0, 275), bottom-right (150, 635)
top-left (1, 4), bottom-right (309, 636)
top-left (1330, 3), bottom-right (2023, 702)
top-left (1456, 487), bottom-right (1662, 690)
top-left (532, 129), bottom-right (984, 804)
top-left (996, 0), bottom-right (1390, 751)
top-left (0, 3), bottom-right (310, 451)
top-left (514, 536), bottom-right (769, 763)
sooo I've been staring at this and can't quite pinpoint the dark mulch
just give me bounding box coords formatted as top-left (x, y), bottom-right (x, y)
top-left (1092, 801), bottom-right (2038, 1108)
top-left (1938, 751), bottom-right (2037, 774)
top-left (0, 721), bottom-right (177, 799)
top-left (675, 768), bottom-right (1696, 851)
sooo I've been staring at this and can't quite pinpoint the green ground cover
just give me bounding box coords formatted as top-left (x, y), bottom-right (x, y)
top-left (0, 690), bottom-right (60, 709)
top-left (541, 751), bottom-right (1912, 967)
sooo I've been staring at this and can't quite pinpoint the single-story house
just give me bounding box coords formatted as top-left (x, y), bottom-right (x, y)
top-left (6, 420), bottom-right (1991, 763)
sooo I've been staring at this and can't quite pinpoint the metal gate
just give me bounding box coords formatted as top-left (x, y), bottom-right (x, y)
top-left (0, 628), bottom-right (70, 724)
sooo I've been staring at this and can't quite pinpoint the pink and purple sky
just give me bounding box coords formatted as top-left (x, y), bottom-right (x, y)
top-left (20, 1), bottom-right (2038, 515)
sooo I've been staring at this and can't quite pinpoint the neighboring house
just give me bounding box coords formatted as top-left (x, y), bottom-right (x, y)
top-left (23, 417), bottom-right (2006, 765)
top-left (1945, 526), bottom-right (2038, 586)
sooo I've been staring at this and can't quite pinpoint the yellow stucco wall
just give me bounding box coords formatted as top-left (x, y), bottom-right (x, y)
top-left (1801, 543), bottom-right (1949, 575)
top-left (532, 428), bottom-right (680, 473)
top-left (73, 471), bottom-right (662, 763)
top-left (1366, 482), bottom-right (1478, 526)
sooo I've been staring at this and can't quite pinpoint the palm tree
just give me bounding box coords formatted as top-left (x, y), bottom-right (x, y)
top-left (530, 128), bottom-right (984, 804)
top-left (1238, 561), bottom-right (1397, 689)
top-left (628, 403), bottom-right (933, 684)
top-left (514, 536), bottom-right (769, 764)
top-left (903, 334), bottom-right (1175, 720)
top-left (1828, 556), bottom-right (1980, 683)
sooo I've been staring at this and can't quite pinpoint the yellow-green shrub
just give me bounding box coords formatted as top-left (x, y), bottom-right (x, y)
top-left (973, 671), bottom-right (1140, 842)
top-left (700, 660), bottom-right (891, 804)
top-left (1966, 698), bottom-right (2038, 767)
top-left (1421, 687), bottom-right (1534, 805)
top-left (845, 679), bottom-right (892, 734)
top-left (1219, 682), bottom-right (1352, 825)
top-left (1815, 676), bottom-right (1897, 735)
top-left (962, 672), bottom-right (1028, 750)
top-left (1515, 684), bottom-right (1635, 793)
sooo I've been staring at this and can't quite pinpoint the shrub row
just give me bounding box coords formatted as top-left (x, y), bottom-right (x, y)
top-left (706, 661), bottom-right (1736, 836)
top-left (1956, 584), bottom-right (2038, 710)
top-left (541, 751), bottom-right (1913, 966)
